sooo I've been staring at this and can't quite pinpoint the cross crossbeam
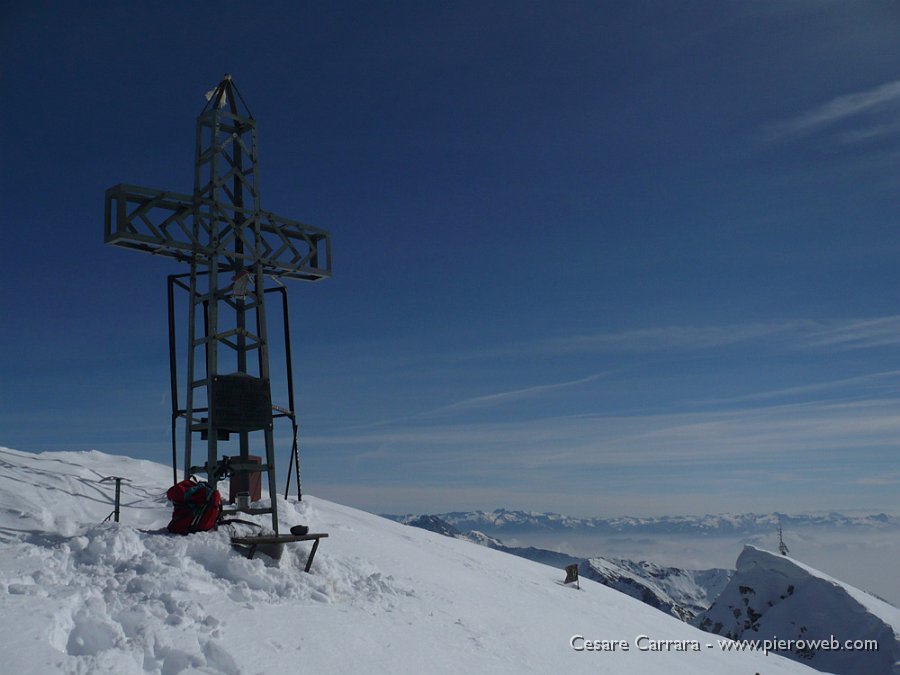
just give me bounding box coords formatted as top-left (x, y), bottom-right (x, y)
top-left (105, 183), bottom-right (331, 280)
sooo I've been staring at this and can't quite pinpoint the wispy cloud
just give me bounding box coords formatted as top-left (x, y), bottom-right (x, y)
top-left (764, 79), bottom-right (900, 142)
top-left (803, 316), bottom-right (900, 350)
top-left (538, 322), bottom-right (798, 352)
top-left (422, 373), bottom-right (605, 417)
top-left (467, 315), bottom-right (900, 359)
top-left (309, 397), bottom-right (900, 472)
top-left (837, 119), bottom-right (900, 145)
top-left (854, 473), bottom-right (900, 486)
top-left (306, 393), bottom-right (900, 516)
top-left (304, 314), bottom-right (900, 516)
top-left (355, 373), bottom-right (608, 429)
top-left (687, 369), bottom-right (900, 407)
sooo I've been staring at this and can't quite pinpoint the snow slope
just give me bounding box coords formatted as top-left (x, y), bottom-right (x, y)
top-left (695, 545), bottom-right (900, 675)
top-left (401, 514), bottom-right (730, 621)
top-left (0, 447), bottom-right (819, 674)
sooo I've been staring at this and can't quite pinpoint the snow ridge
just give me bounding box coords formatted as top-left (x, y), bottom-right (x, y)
top-left (582, 558), bottom-right (731, 622)
top-left (694, 545), bottom-right (900, 675)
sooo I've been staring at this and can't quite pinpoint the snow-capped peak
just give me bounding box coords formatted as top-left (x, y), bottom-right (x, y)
top-left (695, 545), bottom-right (900, 675)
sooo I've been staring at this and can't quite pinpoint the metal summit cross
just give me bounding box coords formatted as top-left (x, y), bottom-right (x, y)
top-left (104, 75), bottom-right (331, 534)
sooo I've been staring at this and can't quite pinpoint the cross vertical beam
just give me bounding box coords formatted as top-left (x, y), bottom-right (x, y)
top-left (105, 76), bottom-right (332, 535)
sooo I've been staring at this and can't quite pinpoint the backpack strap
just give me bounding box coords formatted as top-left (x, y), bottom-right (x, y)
top-left (188, 482), bottom-right (219, 531)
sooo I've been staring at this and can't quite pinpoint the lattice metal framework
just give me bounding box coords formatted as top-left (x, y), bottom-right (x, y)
top-left (105, 75), bottom-right (331, 534)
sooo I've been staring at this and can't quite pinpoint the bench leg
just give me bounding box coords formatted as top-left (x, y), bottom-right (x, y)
top-left (305, 538), bottom-right (321, 573)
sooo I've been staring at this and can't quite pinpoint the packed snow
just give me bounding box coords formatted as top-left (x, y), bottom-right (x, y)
top-left (0, 447), bottom-right (822, 674)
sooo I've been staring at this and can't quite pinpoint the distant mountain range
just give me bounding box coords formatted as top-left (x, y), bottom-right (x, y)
top-left (385, 508), bottom-right (899, 536)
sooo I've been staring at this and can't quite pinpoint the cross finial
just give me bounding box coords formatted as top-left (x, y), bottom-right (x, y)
top-left (203, 73), bottom-right (252, 117)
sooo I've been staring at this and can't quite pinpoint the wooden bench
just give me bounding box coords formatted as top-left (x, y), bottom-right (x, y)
top-left (231, 533), bottom-right (328, 572)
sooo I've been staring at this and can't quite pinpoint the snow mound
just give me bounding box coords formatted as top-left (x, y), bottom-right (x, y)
top-left (694, 545), bottom-right (900, 675)
top-left (0, 448), bottom-right (818, 674)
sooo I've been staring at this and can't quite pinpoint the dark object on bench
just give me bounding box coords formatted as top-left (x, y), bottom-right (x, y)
top-left (231, 533), bottom-right (328, 572)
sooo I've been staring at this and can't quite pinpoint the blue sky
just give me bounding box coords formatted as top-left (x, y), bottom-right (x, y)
top-left (2, 1), bottom-right (899, 517)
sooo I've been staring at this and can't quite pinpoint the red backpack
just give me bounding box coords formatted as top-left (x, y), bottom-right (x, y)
top-left (166, 478), bottom-right (221, 535)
